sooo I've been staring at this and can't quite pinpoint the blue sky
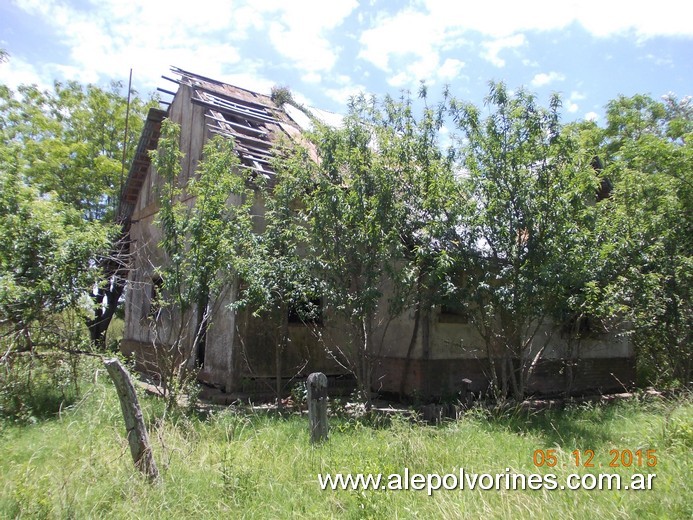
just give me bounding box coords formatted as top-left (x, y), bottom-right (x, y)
top-left (1, 0), bottom-right (691, 123)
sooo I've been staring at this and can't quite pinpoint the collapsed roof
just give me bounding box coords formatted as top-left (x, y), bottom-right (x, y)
top-left (173, 66), bottom-right (303, 177)
top-left (118, 66), bottom-right (339, 225)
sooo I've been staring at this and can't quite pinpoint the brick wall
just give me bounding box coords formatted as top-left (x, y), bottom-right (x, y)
top-left (374, 356), bottom-right (636, 399)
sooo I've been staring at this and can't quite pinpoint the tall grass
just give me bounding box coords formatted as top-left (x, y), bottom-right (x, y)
top-left (0, 365), bottom-right (690, 519)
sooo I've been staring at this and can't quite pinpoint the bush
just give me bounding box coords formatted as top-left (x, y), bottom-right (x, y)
top-left (0, 352), bottom-right (89, 424)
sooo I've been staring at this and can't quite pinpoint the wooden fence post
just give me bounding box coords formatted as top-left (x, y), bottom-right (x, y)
top-left (460, 378), bottom-right (473, 407)
top-left (104, 358), bottom-right (159, 482)
top-left (307, 372), bottom-right (328, 443)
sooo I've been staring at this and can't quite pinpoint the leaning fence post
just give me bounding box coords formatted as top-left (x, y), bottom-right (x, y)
top-left (104, 358), bottom-right (159, 482)
top-left (307, 372), bottom-right (328, 443)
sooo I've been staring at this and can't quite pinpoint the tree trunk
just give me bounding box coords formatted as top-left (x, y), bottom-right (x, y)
top-left (87, 282), bottom-right (124, 349)
top-left (86, 229), bottom-right (130, 349)
top-left (194, 291), bottom-right (209, 368)
top-left (356, 316), bottom-right (374, 406)
top-left (400, 272), bottom-right (425, 398)
top-left (103, 357), bottom-right (159, 482)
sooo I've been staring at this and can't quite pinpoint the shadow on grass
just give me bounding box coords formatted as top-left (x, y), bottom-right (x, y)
top-left (470, 400), bottom-right (637, 449)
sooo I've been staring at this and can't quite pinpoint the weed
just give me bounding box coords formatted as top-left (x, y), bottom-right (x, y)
top-left (0, 370), bottom-right (690, 519)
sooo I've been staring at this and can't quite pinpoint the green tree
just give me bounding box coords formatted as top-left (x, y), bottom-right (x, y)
top-left (0, 169), bottom-right (110, 356)
top-left (241, 141), bottom-right (320, 400)
top-left (150, 119), bottom-right (256, 410)
top-left (0, 80), bottom-right (155, 348)
top-left (371, 86), bottom-right (460, 397)
top-left (303, 94), bottom-right (433, 402)
top-left (449, 83), bottom-right (599, 399)
top-left (589, 94), bottom-right (692, 386)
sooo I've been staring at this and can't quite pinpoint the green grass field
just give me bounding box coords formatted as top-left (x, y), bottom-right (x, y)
top-left (1, 364), bottom-right (691, 519)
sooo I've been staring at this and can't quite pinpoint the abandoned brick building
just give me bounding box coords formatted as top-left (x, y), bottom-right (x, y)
top-left (118, 67), bottom-right (635, 399)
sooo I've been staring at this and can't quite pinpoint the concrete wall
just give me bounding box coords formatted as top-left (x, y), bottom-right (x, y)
top-left (122, 84), bottom-right (213, 379)
top-left (372, 308), bottom-right (634, 398)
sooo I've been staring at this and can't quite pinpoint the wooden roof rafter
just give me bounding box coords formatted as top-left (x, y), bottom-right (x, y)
top-left (153, 67), bottom-right (319, 195)
top-left (118, 107), bottom-right (167, 224)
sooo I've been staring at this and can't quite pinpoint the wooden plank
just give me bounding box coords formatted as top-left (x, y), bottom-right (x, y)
top-left (178, 85), bottom-right (193, 180)
top-left (236, 143), bottom-right (273, 157)
top-left (192, 97), bottom-right (277, 127)
top-left (192, 92), bottom-right (279, 125)
top-left (104, 358), bottom-right (159, 482)
top-left (188, 100), bottom-right (206, 178)
top-left (197, 89), bottom-right (271, 118)
top-left (170, 66), bottom-right (279, 111)
top-left (204, 112), bottom-right (268, 136)
top-left (307, 372), bottom-right (328, 443)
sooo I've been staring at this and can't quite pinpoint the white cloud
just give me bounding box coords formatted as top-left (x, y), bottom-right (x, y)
top-left (359, 1), bottom-right (693, 80)
top-left (530, 71), bottom-right (565, 87)
top-left (387, 72), bottom-right (410, 88)
top-left (574, 1), bottom-right (693, 38)
top-left (644, 53), bottom-right (674, 67)
top-left (10, 0), bottom-right (251, 90)
top-left (359, 9), bottom-right (441, 71)
top-left (385, 56), bottom-right (465, 90)
top-left (421, 0), bottom-right (693, 38)
top-left (0, 55), bottom-right (50, 90)
top-left (334, 74), bottom-right (353, 86)
top-left (407, 53), bottom-right (442, 82)
top-left (359, 8), bottom-right (469, 88)
top-left (10, 0), bottom-right (357, 93)
top-left (8, 0), bottom-right (693, 113)
top-left (263, 0), bottom-right (358, 73)
top-left (439, 59), bottom-right (465, 81)
top-left (426, 1), bottom-right (576, 37)
top-left (302, 72), bottom-right (322, 84)
top-left (324, 83), bottom-right (367, 105)
top-left (585, 111), bottom-right (599, 121)
top-left (565, 91), bottom-right (585, 113)
top-left (268, 21), bottom-right (337, 73)
top-left (219, 71), bottom-right (275, 96)
top-left (481, 34), bottom-right (527, 68)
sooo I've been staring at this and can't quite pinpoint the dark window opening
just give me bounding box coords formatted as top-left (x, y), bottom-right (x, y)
top-left (288, 298), bottom-right (323, 325)
top-left (148, 276), bottom-right (163, 319)
top-left (561, 313), bottom-right (606, 337)
top-left (439, 304), bottom-right (470, 324)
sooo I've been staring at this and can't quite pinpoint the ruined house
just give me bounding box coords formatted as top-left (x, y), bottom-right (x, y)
top-left (119, 68), bottom-right (635, 399)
